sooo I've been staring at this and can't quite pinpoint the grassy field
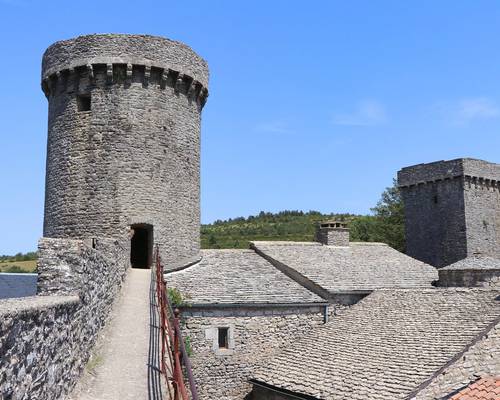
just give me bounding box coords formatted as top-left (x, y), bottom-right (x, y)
top-left (0, 260), bottom-right (37, 273)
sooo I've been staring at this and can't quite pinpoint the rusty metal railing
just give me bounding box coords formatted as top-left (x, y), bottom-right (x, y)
top-left (154, 246), bottom-right (198, 400)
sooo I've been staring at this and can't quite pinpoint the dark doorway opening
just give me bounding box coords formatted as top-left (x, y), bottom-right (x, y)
top-left (130, 224), bottom-right (153, 269)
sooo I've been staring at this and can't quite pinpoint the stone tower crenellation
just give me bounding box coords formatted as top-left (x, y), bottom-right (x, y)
top-left (398, 158), bottom-right (500, 268)
top-left (41, 34), bottom-right (209, 268)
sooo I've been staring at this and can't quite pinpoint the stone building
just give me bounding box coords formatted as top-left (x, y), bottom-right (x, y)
top-left (167, 249), bottom-right (327, 399)
top-left (398, 158), bottom-right (500, 268)
top-left (250, 289), bottom-right (500, 400)
top-left (438, 256), bottom-right (500, 288)
top-left (251, 236), bottom-right (438, 305)
top-left (1, 33), bottom-right (209, 400)
top-left (248, 159), bottom-right (500, 400)
top-left (41, 34), bottom-right (209, 268)
top-left (168, 226), bottom-right (439, 399)
top-left (1, 31), bottom-right (500, 400)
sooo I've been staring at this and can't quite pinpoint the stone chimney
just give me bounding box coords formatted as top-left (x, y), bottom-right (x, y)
top-left (315, 221), bottom-right (350, 246)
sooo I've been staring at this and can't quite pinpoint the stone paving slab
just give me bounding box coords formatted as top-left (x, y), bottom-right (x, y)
top-left (70, 268), bottom-right (160, 400)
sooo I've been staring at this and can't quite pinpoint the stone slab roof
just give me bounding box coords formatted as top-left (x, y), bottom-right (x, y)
top-left (0, 273), bottom-right (37, 299)
top-left (441, 256), bottom-right (500, 271)
top-left (450, 377), bottom-right (500, 400)
top-left (166, 249), bottom-right (325, 305)
top-left (251, 241), bottom-right (438, 292)
top-left (252, 288), bottom-right (500, 400)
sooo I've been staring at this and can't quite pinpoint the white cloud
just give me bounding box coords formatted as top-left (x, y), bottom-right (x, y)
top-left (436, 97), bottom-right (500, 125)
top-left (255, 121), bottom-right (293, 134)
top-left (332, 100), bottom-right (388, 127)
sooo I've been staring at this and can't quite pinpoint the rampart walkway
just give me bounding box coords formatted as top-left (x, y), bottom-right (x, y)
top-left (70, 268), bottom-right (164, 400)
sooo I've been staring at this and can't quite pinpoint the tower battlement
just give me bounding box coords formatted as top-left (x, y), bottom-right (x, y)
top-left (42, 34), bottom-right (209, 269)
top-left (41, 63), bottom-right (209, 108)
top-left (398, 158), bottom-right (500, 188)
top-left (398, 158), bottom-right (500, 268)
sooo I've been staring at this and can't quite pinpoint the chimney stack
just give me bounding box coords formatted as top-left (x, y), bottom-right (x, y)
top-left (315, 221), bottom-right (350, 246)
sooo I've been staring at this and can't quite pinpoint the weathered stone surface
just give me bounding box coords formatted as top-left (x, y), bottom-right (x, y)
top-left (180, 307), bottom-right (326, 400)
top-left (42, 34), bottom-right (209, 87)
top-left (438, 256), bottom-right (500, 287)
top-left (41, 34), bottom-right (209, 267)
top-left (413, 319), bottom-right (500, 399)
top-left (0, 237), bottom-right (129, 400)
top-left (251, 241), bottom-right (437, 298)
top-left (167, 249), bottom-right (325, 305)
top-left (251, 288), bottom-right (500, 400)
top-left (398, 158), bottom-right (500, 268)
top-left (315, 221), bottom-right (350, 246)
top-left (167, 249), bottom-right (337, 399)
top-left (0, 295), bottom-right (80, 400)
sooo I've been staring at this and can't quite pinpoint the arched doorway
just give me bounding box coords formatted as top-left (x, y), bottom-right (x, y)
top-left (130, 224), bottom-right (153, 269)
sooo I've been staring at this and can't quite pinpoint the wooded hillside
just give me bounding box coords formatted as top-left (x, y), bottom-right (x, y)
top-left (201, 180), bottom-right (405, 252)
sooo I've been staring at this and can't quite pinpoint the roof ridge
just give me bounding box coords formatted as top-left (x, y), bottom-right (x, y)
top-left (405, 314), bottom-right (500, 399)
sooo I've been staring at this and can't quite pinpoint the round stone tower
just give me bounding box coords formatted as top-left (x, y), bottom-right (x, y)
top-left (41, 34), bottom-right (209, 268)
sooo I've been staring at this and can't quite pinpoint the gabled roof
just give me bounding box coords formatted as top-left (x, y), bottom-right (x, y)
top-left (441, 256), bottom-right (500, 271)
top-left (252, 288), bottom-right (500, 400)
top-left (166, 249), bottom-right (325, 305)
top-left (449, 377), bottom-right (500, 400)
top-left (0, 273), bottom-right (37, 299)
top-left (250, 241), bottom-right (438, 293)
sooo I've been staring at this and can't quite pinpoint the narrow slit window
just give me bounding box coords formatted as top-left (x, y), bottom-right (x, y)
top-left (77, 94), bottom-right (91, 112)
top-left (218, 327), bottom-right (229, 349)
top-left (433, 195), bottom-right (439, 204)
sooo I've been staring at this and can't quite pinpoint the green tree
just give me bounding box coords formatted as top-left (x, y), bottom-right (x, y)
top-left (370, 179), bottom-right (405, 252)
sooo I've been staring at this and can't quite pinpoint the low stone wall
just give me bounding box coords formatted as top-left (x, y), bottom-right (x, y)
top-left (0, 237), bottom-right (129, 400)
top-left (180, 305), bottom-right (326, 400)
top-left (438, 269), bottom-right (500, 288)
top-left (412, 318), bottom-right (500, 399)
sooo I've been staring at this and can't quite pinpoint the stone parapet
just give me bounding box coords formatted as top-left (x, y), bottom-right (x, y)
top-left (42, 34), bottom-right (209, 86)
top-left (41, 61), bottom-right (208, 108)
top-left (0, 236), bottom-right (129, 400)
top-left (398, 158), bottom-right (500, 188)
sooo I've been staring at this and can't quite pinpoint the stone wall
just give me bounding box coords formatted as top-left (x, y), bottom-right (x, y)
top-left (412, 318), bottom-right (500, 399)
top-left (315, 228), bottom-right (349, 246)
top-left (438, 269), bottom-right (500, 288)
top-left (179, 306), bottom-right (326, 400)
top-left (464, 177), bottom-right (500, 259)
top-left (399, 177), bottom-right (467, 268)
top-left (398, 158), bottom-right (500, 268)
top-left (42, 34), bottom-right (209, 268)
top-left (0, 237), bottom-right (129, 400)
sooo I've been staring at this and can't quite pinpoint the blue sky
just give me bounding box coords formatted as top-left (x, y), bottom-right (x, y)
top-left (1, 1), bottom-right (500, 254)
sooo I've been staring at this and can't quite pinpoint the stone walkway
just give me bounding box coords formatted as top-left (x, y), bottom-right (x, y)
top-left (71, 268), bottom-right (164, 400)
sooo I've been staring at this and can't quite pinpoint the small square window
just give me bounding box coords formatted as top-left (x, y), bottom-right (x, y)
top-left (77, 94), bottom-right (91, 112)
top-left (218, 327), bottom-right (229, 349)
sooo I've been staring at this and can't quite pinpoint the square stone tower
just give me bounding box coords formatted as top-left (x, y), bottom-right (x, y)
top-left (398, 158), bottom-right (500, 268)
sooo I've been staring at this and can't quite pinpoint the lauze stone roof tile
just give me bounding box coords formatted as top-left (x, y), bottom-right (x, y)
top-left (442, 256), bottom-right (500, 271)
top-left (252, 288), bottom-right (500, 400)
top-left (166, 249), bottom-right (325, 305)
top-left (251, 241), bottom-right (438, 292)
